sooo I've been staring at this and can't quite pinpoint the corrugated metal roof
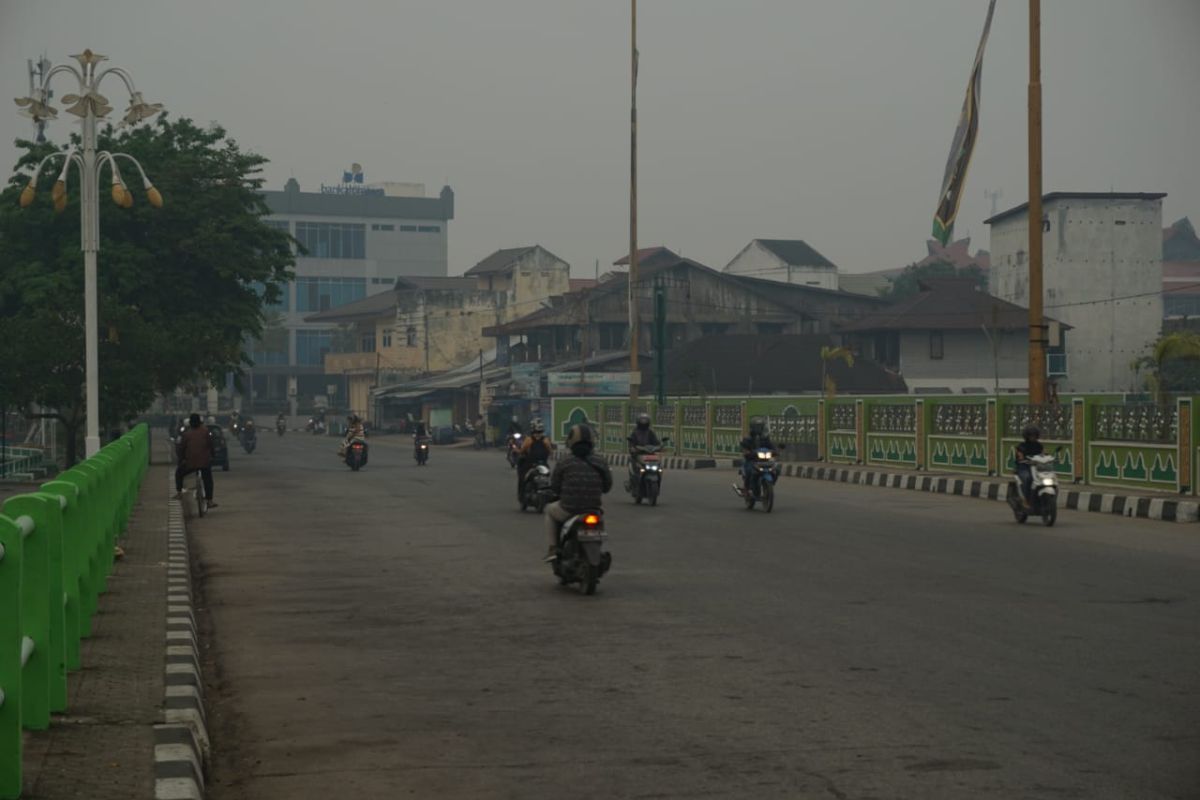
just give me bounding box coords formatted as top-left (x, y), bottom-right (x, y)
top-left (753, 239), bottom-right (836, 268)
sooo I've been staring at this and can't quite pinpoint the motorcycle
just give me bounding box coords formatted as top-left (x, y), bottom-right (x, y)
top-left (736, 448), bottom-right (779, 512)
top-left (519, 462), bottom-right (553, 512)
top-left (307, 415), bottom-right (327, 435)
top-left (1009, 452), bottom-right (1058, 526)
top-left (414, 436), bottom-right (431, 466)
top-left (208, 425), bottom-right (231, 472)
top-left (344, 438), bottom-right (368, 471)
top-left (626, 444), bottom-right (664, 506)
top-left (551, 509), bottom-right (612, 595)
top-left (506, 433), bottom-right (523, 467)
top-left (276, 417), bottom-right (286, 437)
top-left (239, 420), bottom-right (257, 454)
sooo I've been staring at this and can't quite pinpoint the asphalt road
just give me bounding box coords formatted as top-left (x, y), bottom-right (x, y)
top-left (195, 433), bottom-right (1200, 800)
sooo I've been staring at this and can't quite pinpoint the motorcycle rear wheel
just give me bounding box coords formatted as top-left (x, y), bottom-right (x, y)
top-left (580, 562), bottom-right (598, 595)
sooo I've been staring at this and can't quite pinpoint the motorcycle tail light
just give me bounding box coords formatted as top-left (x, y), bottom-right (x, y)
top-left (583, 514), bottom-right (600, 526)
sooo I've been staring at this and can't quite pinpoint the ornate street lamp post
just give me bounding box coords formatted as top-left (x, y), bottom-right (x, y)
top-left (14, 49), bottom-right (164, 457)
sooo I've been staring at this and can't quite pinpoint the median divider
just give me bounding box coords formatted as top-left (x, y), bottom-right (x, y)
top-left (0, 424), bottom-right (148, 799)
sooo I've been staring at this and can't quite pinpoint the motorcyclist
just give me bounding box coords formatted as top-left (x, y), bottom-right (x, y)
top-left (517, 419), bottom-right (554, 501)
top-left (276, 411), bottom-right (286, 432)
top-left (173, 413), bottom-right (217, 508)
top-left (737, 417), bottom-right (776, 495)
top-left (507, 415), bottom-right (523, 437)
top-left (626, 412), bottom-right (661, 488)
top-left (1014, 425), bottom-right (1044, 508)
top-left (544, 424), bottom-right (612, 562)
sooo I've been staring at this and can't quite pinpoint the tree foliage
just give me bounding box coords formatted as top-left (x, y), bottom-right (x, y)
top-left (880, 260), bottom-right (987, 301)
top-left (0, 117), bottom-right (294, 462)
top-left (1136, 331), bottom-right (1200, 401)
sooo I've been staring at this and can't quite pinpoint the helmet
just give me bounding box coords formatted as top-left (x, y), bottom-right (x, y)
top-left (205, 415), bottom-right (216, 426)
top-left (566, 423), bottom-right (595, 455)
top-left (749, 416), bottom-right (766, 436)
top-left (512, 415), bottom-right (519, 423)
top-left (636, 412), bottom-right (651, 430)
top-left (348, 414), bottom-right (360, 424)
top-left (1023, 424), bottom-right (1041, 439)
top-left (530, 418), bottom-right (545, 434)
top-left (189, 413), bottom-right (202, 428)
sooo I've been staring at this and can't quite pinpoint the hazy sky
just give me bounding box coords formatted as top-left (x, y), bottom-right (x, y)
top-left (2, 1), bottom-right (1197, 277)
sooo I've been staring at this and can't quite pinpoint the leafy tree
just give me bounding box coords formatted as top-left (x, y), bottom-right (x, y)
top-left (880, 260), bottom-right (987, 301)
top-left (1135, 331), bottom-right (1200, 402)
top-left (820, 345), bottom-right (854, 401)
top-left (0, 117), bottom-right (294, 464)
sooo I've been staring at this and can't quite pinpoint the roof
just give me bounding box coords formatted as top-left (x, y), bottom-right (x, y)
top-left (393, 276), bottom-right (476, 291)
top-left (302, 288), bottom-right (401, 323)
top-left (752, 239), bottom-right (836, 268)
top-left (613, 246), bottom-right (680, 267)
top-left (984, 192), bottom-right (1168, 226)
top-left (465, 246), bottom-right (566, 276)
top-left (374, 349), bottom-right (505, 399)
top-left (837, 279), bottom-right (1064, 333)
top-left (569, 279), bottom-right (599, 292)
top-left (838, 273), bottom-right (892, 297)
top-left (1164, 217), bottom-right (1200, 261)
top-left (263, 183), bottom-right (453, 222)
top-left (642, 334), bottom-right (905, 396)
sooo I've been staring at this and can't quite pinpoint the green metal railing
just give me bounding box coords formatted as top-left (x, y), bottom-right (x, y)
top-left (553, 394), bottom-right (1200, 497)
top-left (0, 425), bottom-right (147, 799)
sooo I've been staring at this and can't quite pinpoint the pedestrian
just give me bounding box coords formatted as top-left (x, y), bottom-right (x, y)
top-left (174, 412), bottom-right (217, 508)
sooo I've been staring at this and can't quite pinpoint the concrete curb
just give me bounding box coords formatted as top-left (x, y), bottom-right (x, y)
top-left (156, 481), bottom-right (209, 800)
top-left (601, 453), bottom-right (717, 470)
top-left (769, 463), bottom-right (1200, 524)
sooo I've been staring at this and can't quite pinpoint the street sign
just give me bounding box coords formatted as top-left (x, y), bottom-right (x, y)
top-left (547, 372), bottom-right (632, 396)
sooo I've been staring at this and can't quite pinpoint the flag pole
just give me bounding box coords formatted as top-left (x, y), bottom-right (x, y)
top-left (1027, 0), bottom-right (1047, 404)
top-left (628, 0), bottom-right (640, 402)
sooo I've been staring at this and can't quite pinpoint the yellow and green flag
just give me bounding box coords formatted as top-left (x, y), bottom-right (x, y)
top-left (933, 0), bottom-right (998, 245)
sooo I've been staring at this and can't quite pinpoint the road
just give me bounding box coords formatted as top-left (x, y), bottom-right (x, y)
top-left (195, 433), bottom-right (1200, 800)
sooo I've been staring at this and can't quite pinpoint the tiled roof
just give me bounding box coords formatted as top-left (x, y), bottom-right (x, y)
top-left (754, 239), bottom-right (836, 268)
top-left (465, 247), bottom-right (537, 276)
top-left (613, 246), bottom-right (680, 266)
top-left (838, 279), bottom-right (1063, 333)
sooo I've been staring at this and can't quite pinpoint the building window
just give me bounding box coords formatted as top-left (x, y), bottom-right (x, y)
top-left (418, 225), bottom-right (441, 233)
top-left (250, 329), bottom-right (289, 366)
top-left (598, 323), bottom-right (625, 351)
top-left (382, 329), bottom-right (393, 348)
top-left (399, 225), bottom-right (417, 232)
top-left (264, 219), bottom-right (290, 233)
top-left (295, 329), bottom-right (335, 366)
top-left (295, 277), bottom-right (366, 312)
top-left (1165, 294), bottom-right (1200, 317)
top-left (361, 334), bottom-right (376, 353)
top-left (1048, 345), bottom-right (1068, 376)
top-left (406, 326), bottom-right (418, 347)
top-left (294, 221), bottom-right (366, 259)
top-left (929, 331), bottom-right (944, 360)
top-left (756, 322), bottom-right (785, 336)
top-left (371, 223), bottom-right (395, 231)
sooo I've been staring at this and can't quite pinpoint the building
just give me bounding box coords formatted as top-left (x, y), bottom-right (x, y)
top-left (305, 246), bottom-right (569, 422)
top-left (838, 278), bottom-right (1065, 395)
top-left (987, 192), bottom-right (1165, 393)
top-left (247, 176), bottom-right (455, 413)
top-left (1163, 217), bottom-right (1200, 320)
top-left (484, 256), bottom-right (886, 366)
top-left (724, 239), bottom-right (838, 289)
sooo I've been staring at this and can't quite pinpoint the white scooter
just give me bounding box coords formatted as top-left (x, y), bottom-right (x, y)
top-left (1009, 452), bottom-right (1059, 526)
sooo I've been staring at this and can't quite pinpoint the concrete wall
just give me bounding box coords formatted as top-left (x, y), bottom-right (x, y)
top-left (724, 240), bottom-right (838, 290)
top-left (898, 330), bottom-right (1027, 393)
top-left (990, 196), bottom-right (1163, 392)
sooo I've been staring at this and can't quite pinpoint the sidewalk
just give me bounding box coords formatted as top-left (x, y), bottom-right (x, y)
top-left (18, 466), bottom-right (169, 798)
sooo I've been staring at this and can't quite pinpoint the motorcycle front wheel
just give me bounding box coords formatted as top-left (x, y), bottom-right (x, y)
top-left (648, 481), bottom-right (659, 507)
top-left (1041, 494), bottom-right (1057, 527)
top-left (762, 481), bottom-right (774, 513)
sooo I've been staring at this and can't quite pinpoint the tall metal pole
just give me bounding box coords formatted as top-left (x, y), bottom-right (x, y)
top-left (81, 97), bottom-right (102, 456)
top-left (1027, 0), bottom-right (1047, 404)
top-left (628, 0), bottom-right (640, 401)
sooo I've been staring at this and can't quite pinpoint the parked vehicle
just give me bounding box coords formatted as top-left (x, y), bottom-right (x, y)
top-left (1009, 452), bottom-right (1059, 526)
top-left (550, 509), bottom-right (612, 595)
top-left (415, 436), bottom-right (431, 466)
top-left (506, 433), bottom-right (523, 467)
top-left (626, 444), bottom-right (664, 505)
top-left (239, 419), bottom-right (257, 454)
top-left (344, 439), bottom-right (368, 471)
top-left (519, 462), bottom-right (553, 512)
top-left (739, 448), bottom-right (778, 512)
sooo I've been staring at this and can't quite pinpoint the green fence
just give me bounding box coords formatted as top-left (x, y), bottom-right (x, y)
top-left (552, 394), bottom-right (1200, 497)
top-left (0, 425), bottom-right (148, 799)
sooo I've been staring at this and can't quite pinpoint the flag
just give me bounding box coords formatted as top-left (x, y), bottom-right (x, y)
top-left (933, 0), bottom-right (998, 246)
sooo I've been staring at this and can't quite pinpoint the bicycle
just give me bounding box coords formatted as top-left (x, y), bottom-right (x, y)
top-left (191, 469), bottom-right (209, 517)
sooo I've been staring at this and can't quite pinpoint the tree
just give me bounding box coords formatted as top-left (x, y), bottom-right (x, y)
top-left (1136, 331), bottom-right (1200, 402)
top-left (0, 117), bottom-right (294, 464)
top-left (880, 260), bottom-right (987, 301)
top-left (820, 345), bottom-right (854, 401)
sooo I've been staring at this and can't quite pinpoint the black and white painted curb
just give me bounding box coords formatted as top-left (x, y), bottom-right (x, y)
top-left (601, 453), bottom-right (717, 470)
top-left (764, 463), bottom-right (1200, 524)
top-left (156, 483), bottom-right (209, 800)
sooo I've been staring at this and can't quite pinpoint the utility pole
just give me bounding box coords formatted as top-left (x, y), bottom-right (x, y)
top-left (628, 0), bottom-right (640, 401)
top-left (654, 281), bottom-right (667, 404)
top-left (580, 293), bottom-right (590, 396)
top-left (478, 349), bottom-right (485, 421)
top-left (1027, 0), bottom-right (1047, 404)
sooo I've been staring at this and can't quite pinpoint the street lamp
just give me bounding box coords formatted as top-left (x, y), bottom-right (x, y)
top-left (13, 49), bottom-right (164, 458)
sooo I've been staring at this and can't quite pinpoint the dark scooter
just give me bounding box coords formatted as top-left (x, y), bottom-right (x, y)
top-left (551, 509), bottom-right (612, 596)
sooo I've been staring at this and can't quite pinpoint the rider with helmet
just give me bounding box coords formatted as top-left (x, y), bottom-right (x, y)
top-left (626, 412), bottom-right (662, 487)
top-left (517, 418), bottom-right (554, 500)
top-left (738, 417), bottom-right (776, 495)
top-left (1014, 425), bottom-right (1044, 507)
top-left (544, 424), bottom-right (612, 562)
